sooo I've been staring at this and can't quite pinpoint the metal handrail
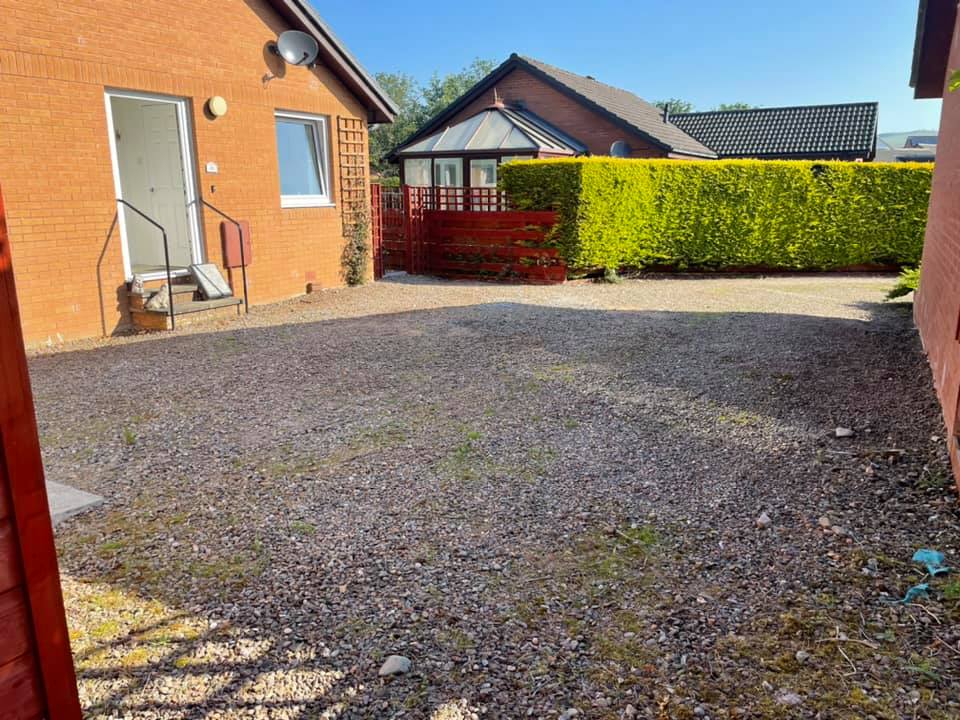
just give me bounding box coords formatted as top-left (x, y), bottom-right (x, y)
top-left (116, 199), bottom-right (176, 330)
top-left (199, 199), bottom-right (249, 314)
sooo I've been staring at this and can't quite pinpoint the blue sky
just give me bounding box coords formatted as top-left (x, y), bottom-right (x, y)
top-left (317, 0), bottom-right (941, 134)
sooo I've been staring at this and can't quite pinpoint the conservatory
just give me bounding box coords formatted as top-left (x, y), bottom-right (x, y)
top-left (393, 102), bottom-right (585, 191)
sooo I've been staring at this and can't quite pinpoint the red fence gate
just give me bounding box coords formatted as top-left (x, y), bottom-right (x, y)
top-left (0, 188), bottom-right (82, 717)
top-left (372, 184), bottom-right (564, 284)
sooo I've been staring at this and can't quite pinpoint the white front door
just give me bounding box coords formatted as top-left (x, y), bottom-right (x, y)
top-left (141, 103), bottom-right (191, 266)
top-left (106, 91), bottom-right (203, 279)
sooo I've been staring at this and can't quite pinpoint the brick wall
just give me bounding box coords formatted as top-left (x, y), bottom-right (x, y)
top-left (915, 12), bottom-right (960, 483)
top-left (0, 0), bottom-right (370, 345)
top-left (443, 68), bottom-right (668, 158)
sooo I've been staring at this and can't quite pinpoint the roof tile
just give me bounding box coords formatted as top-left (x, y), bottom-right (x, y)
top-left (670, 103), bottom-right (879, 159)
top-left (517, 56), bottom-right (717, 158)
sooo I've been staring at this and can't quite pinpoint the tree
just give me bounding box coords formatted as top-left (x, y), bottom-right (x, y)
top-left (421, 58), bottom-right (497, 119)
top-left (369, 59), bottom-right (497, 177)
top-left (369, 72), bottom-right (422, 177)
top-left (714, 102), bottom-right (757, 111)
top-left (653, 98), bottom-right (695, 114)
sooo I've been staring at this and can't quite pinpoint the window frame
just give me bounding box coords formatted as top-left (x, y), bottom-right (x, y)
top-left (470, 158), bottom-right (498, 188)
top-left (274, 111), bottom-right (334, 209)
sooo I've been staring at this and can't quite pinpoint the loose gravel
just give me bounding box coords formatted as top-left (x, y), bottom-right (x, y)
top-left (33, 274), bottom-right (960, 719)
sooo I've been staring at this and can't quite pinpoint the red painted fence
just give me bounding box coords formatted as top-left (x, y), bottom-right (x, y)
top-left (0, 187), bottom-right (82, 718)
top-left (376, 186), bottom-right (406, 272)
top-left (373, 184), bottom-right (565, 284)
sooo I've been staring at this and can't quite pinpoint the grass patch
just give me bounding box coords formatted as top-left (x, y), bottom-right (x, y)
top-left (533, 363), bottom-right (576, 383)
top-left (718, 410), bottom-right (761, 426)
top-left (289, 520), bottom-right (316, 536)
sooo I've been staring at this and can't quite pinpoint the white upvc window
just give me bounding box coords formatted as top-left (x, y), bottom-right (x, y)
top-left (275, 111), bottom-right (333, 208)
top-left (403, 158), bottom-right (432, 187)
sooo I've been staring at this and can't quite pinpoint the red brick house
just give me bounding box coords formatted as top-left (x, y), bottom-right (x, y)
top-left (911, 0), bottom-right (960, 485)
top-left (392, 54), bottom-right (879, 188)
top-left (0, 0), bottom-right (396, 345)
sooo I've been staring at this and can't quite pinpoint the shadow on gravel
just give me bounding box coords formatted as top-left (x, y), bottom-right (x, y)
top-left (32, 298), bottom-right (957, 718)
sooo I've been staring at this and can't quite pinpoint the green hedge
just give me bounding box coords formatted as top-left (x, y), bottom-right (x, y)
top-left (499, 158), bottom-right (933, 272)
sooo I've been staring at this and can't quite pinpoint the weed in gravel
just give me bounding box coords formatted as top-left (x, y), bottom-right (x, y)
top-left (533, 363), bottom-right (576, 383)
top-left (289, 520), bottom-right (316, 535)
top-left (917, 466), bottom-right (954, 491)
top-left (438, 627), bottom-right (475, 652)
top-left (90, 619), bottom-right (121, 640)
top-left (905, 654), bottom-right (942, 683)
top-left (120, 646), bottom-right (151, 668)
top-left (121, 427), bottom-right (136, 445)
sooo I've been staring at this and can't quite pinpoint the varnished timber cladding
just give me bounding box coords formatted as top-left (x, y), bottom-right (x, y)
top-left (0, 186), bottom-right (82, 718)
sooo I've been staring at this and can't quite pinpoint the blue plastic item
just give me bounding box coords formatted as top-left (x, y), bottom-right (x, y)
top-left (912, 549), bottom-right (951, 577)
top-left (900, 583), bottom-right (930, 604)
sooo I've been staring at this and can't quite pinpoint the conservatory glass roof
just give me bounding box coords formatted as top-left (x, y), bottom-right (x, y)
top-left (396, 106), bottom-right (585, 156)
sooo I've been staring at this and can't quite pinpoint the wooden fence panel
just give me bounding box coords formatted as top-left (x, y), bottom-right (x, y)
top-left (0, 186), bottom-right (82, 719)
top-left (424, 208), bottom-right (564, 284)
top-left (380, 187), bottom-right (405, 272)
top-left (374, 185), bottom-right (565, 284)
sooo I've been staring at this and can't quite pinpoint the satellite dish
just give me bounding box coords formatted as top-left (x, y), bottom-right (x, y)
top-left (272, 30), bottom-right (320, 66)
top-left (610, 140), bottom-right (631, 158)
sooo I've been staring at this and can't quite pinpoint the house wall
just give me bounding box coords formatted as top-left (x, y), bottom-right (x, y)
top-left (914, 10), bottom-right (960, 486)
top-left (442, 68), bottom-right (669, 158)
top-left (0, 0), bottom-right (370, 345)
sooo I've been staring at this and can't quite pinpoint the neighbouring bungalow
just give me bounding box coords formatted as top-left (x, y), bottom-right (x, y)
top-left (910, 0), bottom-right (960, 488)
top-left (391, 54), bottom-right (879, 189)
top-left (0, 0), bottom-right (396, 345)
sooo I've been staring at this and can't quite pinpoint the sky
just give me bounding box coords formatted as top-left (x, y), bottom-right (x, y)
top-left (316, 0), bottom-right (941, 134)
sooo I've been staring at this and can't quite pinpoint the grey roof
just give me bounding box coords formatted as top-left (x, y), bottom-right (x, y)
top-left (905, 134), bottom-right (937, 147)
top-left (670, 103), bottom-right (879, 160)
top-left (396, 106), bottom-right (585, 156)
top-left (268, 0), bottom-right (397, 123)
top-left (392, 54), bottom-right (717, 159)
top-left (515, 56), bottom-right (717, 158)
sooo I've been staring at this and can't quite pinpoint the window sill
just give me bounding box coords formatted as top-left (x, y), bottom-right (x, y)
top-left (280, 197), bottom-right (336, 209)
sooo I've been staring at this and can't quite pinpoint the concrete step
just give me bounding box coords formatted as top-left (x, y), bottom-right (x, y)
top-left (127, 283), bottom-right (200, 310)
top-left (130, 296), bottom-right (242, 331)
top-left (129, 282), bottom-right (198, 297)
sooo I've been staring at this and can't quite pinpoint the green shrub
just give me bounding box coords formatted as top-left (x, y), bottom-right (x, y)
top-left (886, 265), bottom-right (921, 299)
top-left (341, 211), bottom-right (370, 286)
top-left (500, 158), bottom-right (933, 273)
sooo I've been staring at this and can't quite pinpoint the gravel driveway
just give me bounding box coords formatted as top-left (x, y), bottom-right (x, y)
top-left (33, 274), bottom-right (960, 719)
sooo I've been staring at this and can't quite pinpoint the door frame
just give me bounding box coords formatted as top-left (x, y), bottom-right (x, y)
top-left (103, 88), bottom-right (204, 281)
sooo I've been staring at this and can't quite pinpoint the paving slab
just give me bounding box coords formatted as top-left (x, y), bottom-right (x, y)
top-left (46, 480), bottom-right (103, 526)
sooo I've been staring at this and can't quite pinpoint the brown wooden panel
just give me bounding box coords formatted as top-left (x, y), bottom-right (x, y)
top-left (0, 653), bottom-right (43, 720)
top-left (0, 486), bottom-right (8, 525)
top-left (0, 518), bottom-right (23, 595)
top-left (0, 186), bottom-right (82, 718)
top-left (0, 588), bottom-right (33, 667)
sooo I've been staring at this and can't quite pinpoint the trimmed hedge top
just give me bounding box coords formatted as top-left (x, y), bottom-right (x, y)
top-left (499, 158), bottom-right (932, 272)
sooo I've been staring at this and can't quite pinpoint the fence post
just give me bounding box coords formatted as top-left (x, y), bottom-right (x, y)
top-left (403, 185), bottom-right (414, 274)
top-left (369, 183), bottom-right (383, 280)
